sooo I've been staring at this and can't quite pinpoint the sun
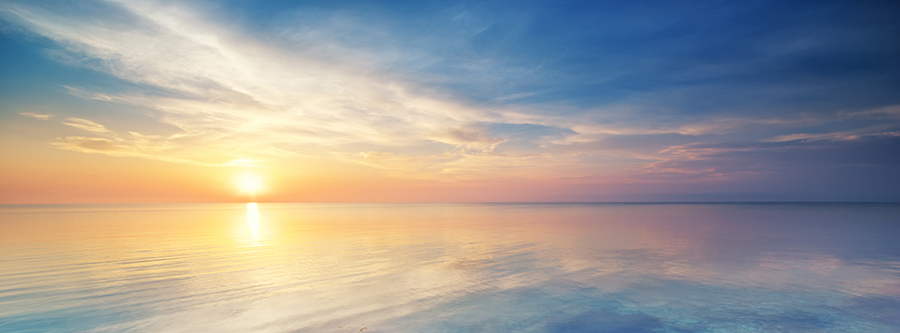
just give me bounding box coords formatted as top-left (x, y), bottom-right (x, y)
top-left (238, 175), bottom-right (263, 196)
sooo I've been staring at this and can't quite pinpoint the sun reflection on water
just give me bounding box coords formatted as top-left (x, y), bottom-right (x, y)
top-left (246, 202), bottom-right (260, 238)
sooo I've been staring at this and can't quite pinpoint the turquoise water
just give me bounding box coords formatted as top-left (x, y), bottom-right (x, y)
top-left (1, 203), bottom-right (899, 332)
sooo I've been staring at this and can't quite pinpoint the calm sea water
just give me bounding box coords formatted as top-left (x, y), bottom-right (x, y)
top-left (1, 203), bottom-right (899, 332)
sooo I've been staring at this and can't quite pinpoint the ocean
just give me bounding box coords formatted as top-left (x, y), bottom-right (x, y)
top-left (1, 203), bottom-right (898, 332)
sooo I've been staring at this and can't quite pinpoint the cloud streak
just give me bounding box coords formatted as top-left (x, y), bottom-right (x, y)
top-left (20, 112), bottom-right (53, 120)
top-left (61, 118), bottom-right (110, 133)
top-left (0, 1), bottom-right (516, 171)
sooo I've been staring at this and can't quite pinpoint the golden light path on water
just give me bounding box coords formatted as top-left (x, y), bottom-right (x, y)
top-left (246, 203), bottom-right (260, 239)
top-left (0, 203), bottom-right (899, 332)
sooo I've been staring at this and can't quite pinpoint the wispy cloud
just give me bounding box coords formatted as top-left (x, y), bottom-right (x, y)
top-left (768, 132), bottom-right (860, 142)
top-left (20, 112), bottom-right (53, 120)
top-left (640, 131), bottom-right (900, 182)
top-left (49, 115), bottom-right (267, 167)
top-left (50, 133), bottom-right (268, 168)
top-left (0, 0), bottom-right (512, 169)
top-left (839, 105), bottom-right (900, 120)
top-left (259, 147), bottom-right (318, 159)
top-left (61, 118), bottom-right (110, 133)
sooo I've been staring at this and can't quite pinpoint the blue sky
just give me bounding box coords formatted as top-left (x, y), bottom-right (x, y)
top-left (1, 0), bottom-right (899, 202)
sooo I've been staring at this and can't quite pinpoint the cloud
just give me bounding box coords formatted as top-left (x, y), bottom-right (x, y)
top-left (50, 117), bottom-right (267, 168)
top-left (51, 136), bottom-right (128, 152)
top-left (839, 105), bottom-right (900, 120)
top-left (435, 125), bottom-right (506, 152)
top-left (61, 118), bottom-right (110, 133)
top-left (259, 146), bottom-right (317, 159)
top-left (63, 86), bottom-right (118, 102)
top-left (20, 112), bottom-right (53, 120)
top-left (638, 133), bottom-right (900, 182)
top-left (0, 0), bottom-right (519, 172)
top-left (768, 132), bottom-right (860, 143)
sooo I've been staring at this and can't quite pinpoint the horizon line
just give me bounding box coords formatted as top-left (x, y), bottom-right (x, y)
top-left (2, 201), bottom-right (899, 206)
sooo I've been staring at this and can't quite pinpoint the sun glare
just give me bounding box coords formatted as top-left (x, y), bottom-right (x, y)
top-left (238, 175), bottom-right (263, 196)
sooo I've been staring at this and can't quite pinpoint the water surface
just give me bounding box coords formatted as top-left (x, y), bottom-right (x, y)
top-left (1, 203), bottom-right (899, 332)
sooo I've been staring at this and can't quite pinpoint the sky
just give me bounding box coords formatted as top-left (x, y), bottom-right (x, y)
top-left (1, 0), bottom-right (899, 203)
